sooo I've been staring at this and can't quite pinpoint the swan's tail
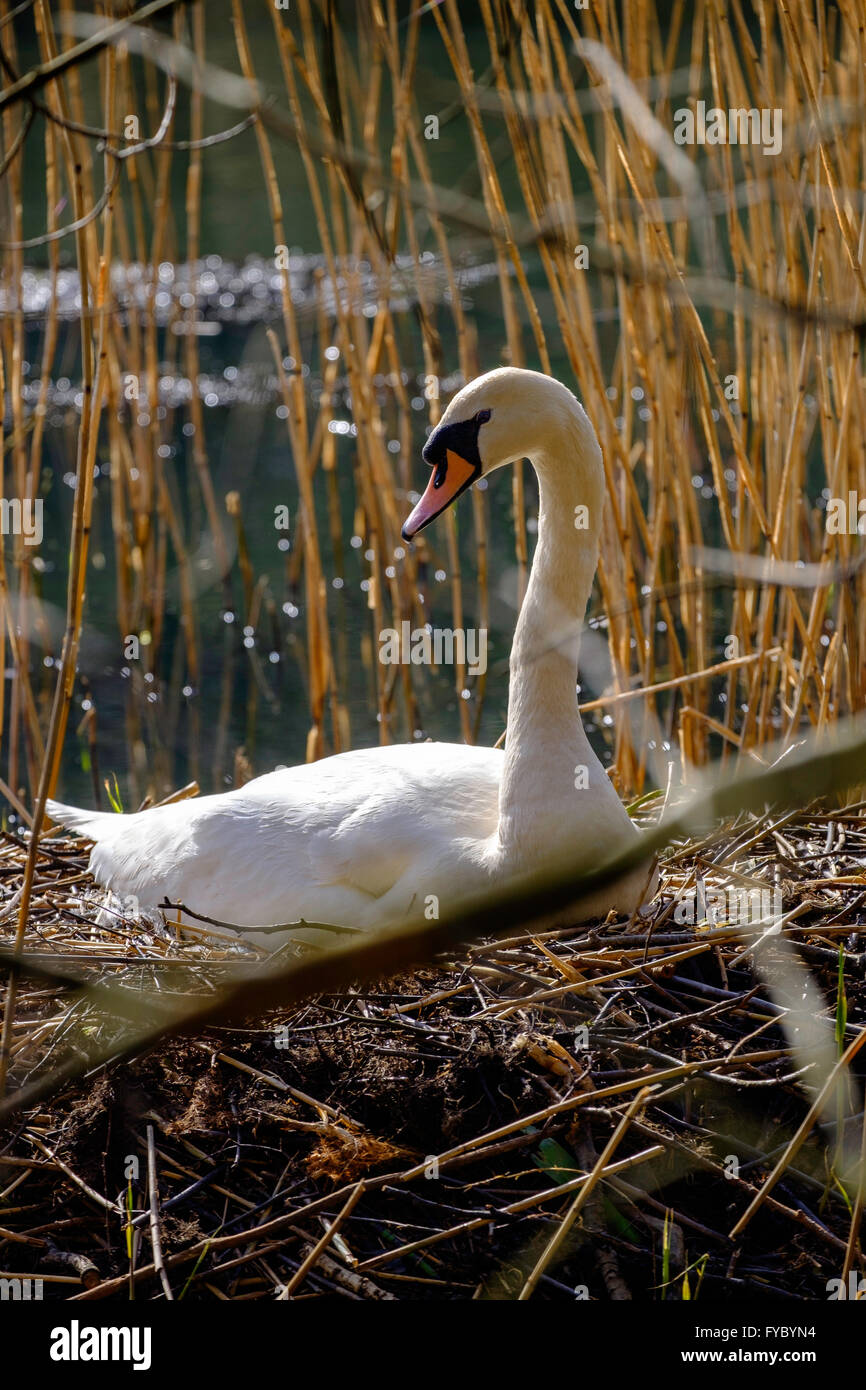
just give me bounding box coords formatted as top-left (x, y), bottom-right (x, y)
top-left (46, 799), bottom-right (120, 839)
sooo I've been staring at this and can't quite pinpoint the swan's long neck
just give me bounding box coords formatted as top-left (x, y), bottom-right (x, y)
top-left (497, 413), bottom-right (605, 857)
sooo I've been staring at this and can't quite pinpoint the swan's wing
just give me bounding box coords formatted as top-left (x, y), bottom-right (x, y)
top-left (47, 795), bottom-right (212, 913)
top-left (230, 741), bottom-right (503, 899)
top-left (48, 742), bottom-right (503, 926)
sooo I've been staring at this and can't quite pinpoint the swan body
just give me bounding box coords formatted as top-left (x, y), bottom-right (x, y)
top-left (48, 368), bottom-right (658, 935)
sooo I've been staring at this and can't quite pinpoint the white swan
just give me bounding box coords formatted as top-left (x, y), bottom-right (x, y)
top-left (47, 368), bottom-right (657, 936)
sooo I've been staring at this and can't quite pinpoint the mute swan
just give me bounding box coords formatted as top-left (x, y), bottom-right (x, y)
top-left (47, 368), bottom-right (657, 935)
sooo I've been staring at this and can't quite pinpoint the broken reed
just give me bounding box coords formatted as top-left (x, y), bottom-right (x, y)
top-left (1, 0), bottom-right (865, 819)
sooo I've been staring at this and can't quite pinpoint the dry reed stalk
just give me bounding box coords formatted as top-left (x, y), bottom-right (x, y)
top-left (182, 1), bottom-right (230, 603)
top-left (0, 0), bottom-right (106, 1095)
top-left (272, 4), bottom-right (403, 745)
top-left (233, 0), bottom-right (336, 760)
top-left (1, 3), bottom-right (28, 806)
top-left (517, 1085), bottom-right (654, 1298)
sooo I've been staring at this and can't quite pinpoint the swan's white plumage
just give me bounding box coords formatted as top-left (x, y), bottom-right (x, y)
top-left (47, 367), bottom-right (659, 935)
top-left (49, 743), bottom-right (504, 930)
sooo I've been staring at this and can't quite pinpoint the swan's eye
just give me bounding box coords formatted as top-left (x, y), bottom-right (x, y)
top-left (476, 409), bottom-right (491, 425)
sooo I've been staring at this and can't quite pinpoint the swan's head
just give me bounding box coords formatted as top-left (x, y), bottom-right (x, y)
top-left (402, 367), bottom-right (594, 540)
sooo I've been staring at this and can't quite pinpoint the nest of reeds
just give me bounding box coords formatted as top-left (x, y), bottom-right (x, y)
top-left (2, 797), bottom-right (865, 1302)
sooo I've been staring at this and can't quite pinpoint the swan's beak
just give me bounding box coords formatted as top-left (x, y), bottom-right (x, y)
top-left (402, 449), bottom-right (478, 540)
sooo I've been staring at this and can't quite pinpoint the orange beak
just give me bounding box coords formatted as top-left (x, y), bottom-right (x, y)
top-left (402, 449), bottom-right (478, 540)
